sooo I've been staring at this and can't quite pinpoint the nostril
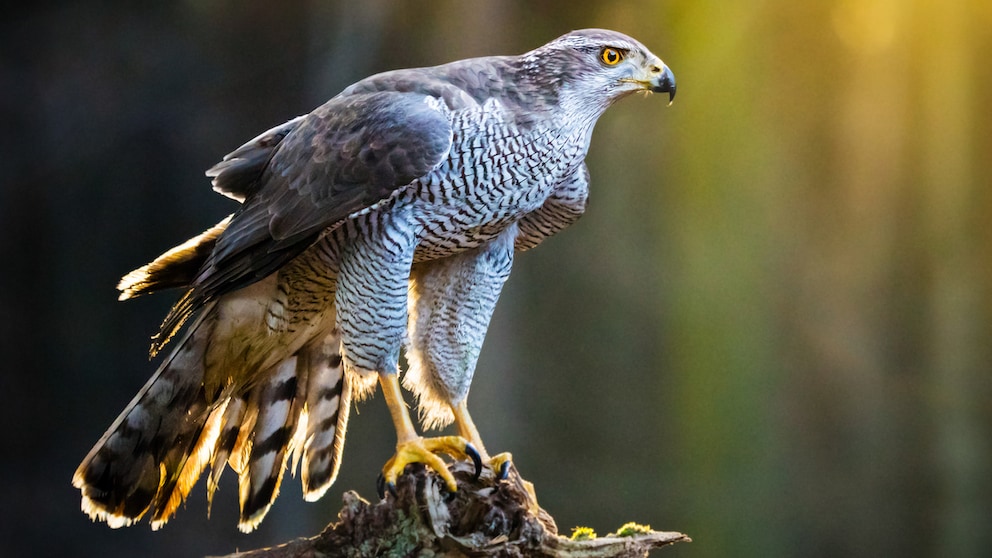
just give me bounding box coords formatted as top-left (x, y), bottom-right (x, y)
top-left (650, 65), bottom-right (662, 74)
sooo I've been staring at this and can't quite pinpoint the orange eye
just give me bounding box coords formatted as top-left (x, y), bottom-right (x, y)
top-left (600, 47), bottom-right (623, 65)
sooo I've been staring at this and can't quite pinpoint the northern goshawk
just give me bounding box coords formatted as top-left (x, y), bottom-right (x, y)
top-left (74, 28), bottom-right (675, 532)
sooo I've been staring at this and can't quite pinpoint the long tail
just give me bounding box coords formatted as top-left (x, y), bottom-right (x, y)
top-left (72, 306), bottom-right (220, 528)
top-left (212, 331), bottom-right (352, 532)
top-left (73, 326), bottom-right (352, 531)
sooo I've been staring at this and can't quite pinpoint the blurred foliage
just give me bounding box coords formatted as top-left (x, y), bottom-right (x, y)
top-left (1, 1), bottom-right (989, 557)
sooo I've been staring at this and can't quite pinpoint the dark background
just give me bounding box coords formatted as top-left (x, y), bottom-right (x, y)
top-left (2, 2), bottom-right (990, 557)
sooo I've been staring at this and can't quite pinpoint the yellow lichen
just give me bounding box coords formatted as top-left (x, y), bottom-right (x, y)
top-left (611, 522), bottom-right (652, 537)
top-left (570, 526), bottom-right (598, 540)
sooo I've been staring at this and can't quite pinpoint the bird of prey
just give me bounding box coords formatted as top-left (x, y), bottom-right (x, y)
top-left (74, 28), bottom-right (675, 532)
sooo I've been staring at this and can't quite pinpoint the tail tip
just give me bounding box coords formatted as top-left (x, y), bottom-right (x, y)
top-left (238, 504), bottom-right (274, 534)
top-left (79, 494), bottom-right (139, 529)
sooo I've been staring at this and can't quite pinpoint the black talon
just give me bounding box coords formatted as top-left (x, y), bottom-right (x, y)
top-left (376, 474), bottom-right (398, 499)
top-left (497, 459), bottom-right (511, 480)
top-left (464, 443), bottom-right (483, 480)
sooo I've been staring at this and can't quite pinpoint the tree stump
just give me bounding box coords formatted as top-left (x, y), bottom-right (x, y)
top-left (213, 460), bottom-right (689, 557)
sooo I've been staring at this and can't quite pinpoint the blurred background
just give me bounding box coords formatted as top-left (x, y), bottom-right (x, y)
top-left (2, 1), bottom-right (990, 556)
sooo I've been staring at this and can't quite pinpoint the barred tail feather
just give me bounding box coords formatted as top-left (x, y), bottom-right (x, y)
top-left (72, 306), bottom-right (219, 529)
top-left (75, 320), bottom-right (351, 531)
top-left (233, 331), bottom-right (352, 531)
top-left (300, 331), bottom-right (351, 501)
top-left (206, 396), bottom-right (246, 512)
top-left (151, 396), bottom-right (230, 529)
top-left (207, 331), bottom-right (350, 532)
top-left (236, 358), bottom-right (306, 532)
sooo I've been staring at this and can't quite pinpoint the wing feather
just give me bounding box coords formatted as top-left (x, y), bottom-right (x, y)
top-left (151, 91), bottom-right (453, 354)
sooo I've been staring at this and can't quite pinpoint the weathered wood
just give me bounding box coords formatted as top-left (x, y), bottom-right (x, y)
top-left (212, 461), bottom-right (689, 557)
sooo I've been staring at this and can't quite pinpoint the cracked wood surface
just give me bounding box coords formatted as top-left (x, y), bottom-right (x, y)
top-left (212, 460), bottom-right (689, 557)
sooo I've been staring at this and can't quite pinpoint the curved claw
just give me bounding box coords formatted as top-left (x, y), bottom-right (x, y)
top-left (375, 473), bottom-right (397, 500)
top-left (486, 452), bottom-right (540, 513)
top-left (464, 442), bottom-right (483, 480)
top-left (381, 435), bottom-right (476, 493)
top-left (497, 459), bottom-right (511, 480)
top-left (490, 452), bottom-right (513, 481)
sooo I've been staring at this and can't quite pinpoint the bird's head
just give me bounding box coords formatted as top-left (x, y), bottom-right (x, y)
top-left (520, 29), bottom-right (675, 118)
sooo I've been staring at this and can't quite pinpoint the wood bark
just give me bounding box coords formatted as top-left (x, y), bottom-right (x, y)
top-left (212, 461), bottom-right (688, 557)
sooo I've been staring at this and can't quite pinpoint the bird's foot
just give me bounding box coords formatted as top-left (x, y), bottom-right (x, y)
top-left (378, 436), bottom-right (482, 498)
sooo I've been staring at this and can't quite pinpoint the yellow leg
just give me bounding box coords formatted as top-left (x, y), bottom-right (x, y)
top-left (451, 399), bottom-right (539, 509)
top-left (380, 371), bottom-right (418, 444)
top-left (452, 400), bottom-right (489, 459)
top-left (379, 373), bottom-right (479, 492)
top-left (452, 400), bottom-right (516, 478)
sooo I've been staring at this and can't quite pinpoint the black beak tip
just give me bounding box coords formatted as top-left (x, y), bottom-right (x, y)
top-left (653, 66), bottom-right (676, 103)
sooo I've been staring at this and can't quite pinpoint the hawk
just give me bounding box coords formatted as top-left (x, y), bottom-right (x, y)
top-left (74, 28), bottom-right (675, 532)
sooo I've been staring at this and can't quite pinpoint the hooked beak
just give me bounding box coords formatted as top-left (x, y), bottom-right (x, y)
top-left (651, 64), bottom-right (676, 104)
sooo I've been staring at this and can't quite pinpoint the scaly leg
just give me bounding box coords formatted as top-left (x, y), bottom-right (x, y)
top-left (451, 400), bottom-right (514, 477)
top-left (451, 399), bottom-right (538, 511)
top-left (378, 372), bottom-right (481, 495)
